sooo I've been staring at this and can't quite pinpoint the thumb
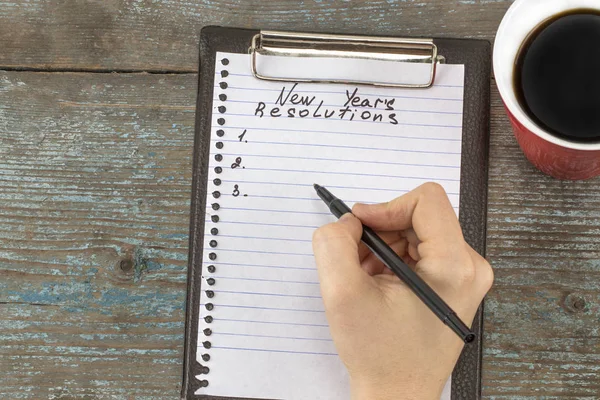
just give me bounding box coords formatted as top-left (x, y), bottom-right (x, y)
top-left (312, 214), bottom-right (370, 304)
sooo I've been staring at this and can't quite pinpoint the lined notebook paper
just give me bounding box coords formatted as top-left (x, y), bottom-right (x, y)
top-left (196, 52), bottom-right (464, 400)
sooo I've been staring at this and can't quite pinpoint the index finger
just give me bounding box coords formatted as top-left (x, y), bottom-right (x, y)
top-left (352, 182), bottom-right (464, 244)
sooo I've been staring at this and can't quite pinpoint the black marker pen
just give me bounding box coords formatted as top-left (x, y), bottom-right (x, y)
top-left (314, 183), bottom-right (475, 344)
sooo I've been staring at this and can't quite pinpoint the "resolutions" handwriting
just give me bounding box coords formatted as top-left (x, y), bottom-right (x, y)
top-left (253, 83), bottom-right (398, 125)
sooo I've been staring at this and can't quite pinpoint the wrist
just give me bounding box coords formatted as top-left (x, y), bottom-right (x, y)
top-left (351, 377), bottom-right (441, 400)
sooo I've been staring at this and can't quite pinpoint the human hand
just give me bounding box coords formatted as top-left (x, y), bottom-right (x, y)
top-left (312, 183), bottom-right (493, 400)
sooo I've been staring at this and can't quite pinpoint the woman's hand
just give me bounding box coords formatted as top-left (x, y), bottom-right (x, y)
top-left (312, 183), bottom-right (493, 400)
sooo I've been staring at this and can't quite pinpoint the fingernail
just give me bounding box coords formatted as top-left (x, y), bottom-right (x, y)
top-left (338, 213), bottom-right (354, 224)
top-left (352, 202), bottom-right (372, 213)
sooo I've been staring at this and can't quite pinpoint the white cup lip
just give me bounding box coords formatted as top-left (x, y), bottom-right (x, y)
top-left (493, 0), bottom-right (600, 151)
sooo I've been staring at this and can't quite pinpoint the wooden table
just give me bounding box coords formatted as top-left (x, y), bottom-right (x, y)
top-left (1, 1), bottom-right (599, 398)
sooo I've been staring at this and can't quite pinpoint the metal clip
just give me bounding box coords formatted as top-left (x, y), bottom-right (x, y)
top-left (249, 30), bottom-right (443, 88)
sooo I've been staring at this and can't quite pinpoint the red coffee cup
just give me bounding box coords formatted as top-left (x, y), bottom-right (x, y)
top-left (494, 0), bottom-right (600, 180)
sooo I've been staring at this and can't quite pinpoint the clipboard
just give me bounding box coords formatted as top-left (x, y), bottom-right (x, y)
top-left (183, 26), bottom-right (491, 400)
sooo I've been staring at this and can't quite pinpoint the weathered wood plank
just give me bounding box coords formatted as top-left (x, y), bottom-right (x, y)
top-left (1, 73), bottom-right (599, 398)
top-left (0, 71), bottom-right (197, 398)
top-left (483, 82), bottom-right (600, 398)
top-left (0, 0), bottom-right (512, 71)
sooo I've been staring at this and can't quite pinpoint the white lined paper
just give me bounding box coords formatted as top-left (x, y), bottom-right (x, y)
top-left (195, 52), bottom-right (463, 400)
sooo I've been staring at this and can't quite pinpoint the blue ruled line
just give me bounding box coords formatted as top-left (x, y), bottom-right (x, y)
top-left (215, 289), bottom-right (321, 298)
top-left (238, 166), bottom-right (460, 182)
top-left (217, 331), bottom-right (333, 342)
top-left (204, 220), bottom-right (319, 230)
top-left (215, 248), bottom-right (314, 257)
top-left (216, 124), bottom-right (461, 142)
top-left (214, 85), bottom-right (463, 101)
top-left (212, 151), bottom-right (460, 169)
top-left (220, 98), bottom-right (463, 115)
top-left (210, 346), bottom-right (338, 357)
top-left (203, 303), bottom-right (324, 313)
top-left (214, 317), bottom-right (329, 327)
top-left (217, 72), bottom-right (465, 89)
top-left (211, 262), bottom-right (315, 271)
top-left (215, 194), bottom-right (372, 203)
top-left (214, 234), bottom-right (312, 243)
top-left (205, 205), bottom-right (331, 216)
top-left (209, 138), bottom-right (461, 155)
top-left (222, 112), bottom-right (462, 129)
top-left (212, 180), bottom-right (460, 195)
top-left (211, 276), bottom-right (319, 284)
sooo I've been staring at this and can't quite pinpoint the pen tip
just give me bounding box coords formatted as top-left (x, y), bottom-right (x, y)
top-left (313, 183), bottom-right (321, 191)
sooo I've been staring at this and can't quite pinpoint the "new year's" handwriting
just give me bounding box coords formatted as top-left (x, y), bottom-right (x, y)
top-left (254, 83), bottom-right (398, 125)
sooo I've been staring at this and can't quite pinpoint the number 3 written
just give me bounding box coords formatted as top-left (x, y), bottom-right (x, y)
top-left (232, 184), bottom-right (247, 197)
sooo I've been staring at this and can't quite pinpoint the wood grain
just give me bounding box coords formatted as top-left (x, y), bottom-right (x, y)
top-left (0, 0), bottom-right (512, 71)
top-left (2, 0), bottom-right (600, 397)
top-left (0, 71), bottom-right (196, 398)
top-left (483, 82), bottom-right (600, 398)
top-left (2, 73), bottom-right (599, 398)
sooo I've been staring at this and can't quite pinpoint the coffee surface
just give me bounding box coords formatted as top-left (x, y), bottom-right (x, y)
top-left (515, 11), bottom-right (600, 142)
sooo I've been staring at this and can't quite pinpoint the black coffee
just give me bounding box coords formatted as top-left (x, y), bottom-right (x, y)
top-left (515, 10), bottom-right (600, 142)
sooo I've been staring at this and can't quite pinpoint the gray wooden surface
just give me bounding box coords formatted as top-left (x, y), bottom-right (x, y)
top-left (1, 1), bottom-right (599, 399)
